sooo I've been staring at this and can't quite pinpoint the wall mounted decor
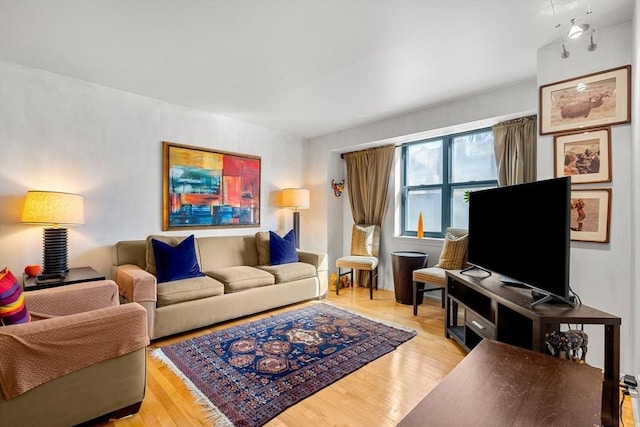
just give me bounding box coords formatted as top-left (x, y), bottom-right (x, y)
top-left (554, 127), bottom-right (611, 184)
top-left (162, 141), bottom-right (260, 230)
top-left (331, 179), bottom-right (345, 197)
top-left (570, 189), bottom-right (611, 243)
top-left (539, 65), bottom-right (631, 135)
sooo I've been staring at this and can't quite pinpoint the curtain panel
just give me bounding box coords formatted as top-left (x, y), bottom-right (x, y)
top-left (493, 115), bottom-right (537, 186)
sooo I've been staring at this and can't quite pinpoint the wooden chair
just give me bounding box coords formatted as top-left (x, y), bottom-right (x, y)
top-left (412, 228), bottom-right (468, 315)
top-left (336, 224), bottom-right (380, 300)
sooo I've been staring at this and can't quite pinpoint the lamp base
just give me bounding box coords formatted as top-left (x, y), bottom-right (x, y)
top-left (293, 211), bottom-right (300, 249)
top-left (42, 227), bottom-right (69, 275)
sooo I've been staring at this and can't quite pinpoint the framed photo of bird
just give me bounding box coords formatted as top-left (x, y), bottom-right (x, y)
top-left (539, 65), bottom-right (630, 135)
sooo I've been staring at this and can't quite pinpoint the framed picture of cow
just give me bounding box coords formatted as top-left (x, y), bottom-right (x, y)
top-left (539, 65), bottom-right (631, 135)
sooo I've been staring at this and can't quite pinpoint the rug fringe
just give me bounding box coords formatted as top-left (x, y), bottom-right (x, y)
top-left (314, 301), bottom-right (418, 334)
top-left (151, 348), bottom-right (235, 426)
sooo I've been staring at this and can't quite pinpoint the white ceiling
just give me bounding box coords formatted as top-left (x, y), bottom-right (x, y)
top-left (0, 1), bottom-right (634, 139)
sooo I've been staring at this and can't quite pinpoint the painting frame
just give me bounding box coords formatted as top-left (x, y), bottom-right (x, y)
top-left (554, 127), bottom-right (611, 184)
top-left (539, 65), bottom-right (631, 135)
top-left (570, 189), bottom-right (611, 243)
top-left (162, 141), bottom-right (261, 231)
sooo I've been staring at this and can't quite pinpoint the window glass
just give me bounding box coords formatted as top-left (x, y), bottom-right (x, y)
top-left (406, 140), bottom-right (443, 186)
top-left (451, 130), bottom-right (497, 183)
top-left (402, 128), bottom-right (498, 237)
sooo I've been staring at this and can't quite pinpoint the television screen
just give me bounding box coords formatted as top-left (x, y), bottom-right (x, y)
top-left (467, 177), bottom-right (571, 304)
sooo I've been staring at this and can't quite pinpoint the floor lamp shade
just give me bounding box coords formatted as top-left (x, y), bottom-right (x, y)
top-left (21, 191), bottom-right (85, 275)
top-left (281, 188), bottom-right (310, 249)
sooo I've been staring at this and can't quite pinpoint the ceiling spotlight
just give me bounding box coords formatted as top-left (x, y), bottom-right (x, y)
top-left (568, 19), bottom-right (589, 39)
top-left (587, 31), bottom-right (597, 51)
top-left (561, 43), bottom-right (570, 59)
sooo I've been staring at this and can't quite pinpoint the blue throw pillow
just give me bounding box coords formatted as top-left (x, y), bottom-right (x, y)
top-left (152, 235), bottom-right (205, 283)
top-left (269, 230), bottom-right (298, 265)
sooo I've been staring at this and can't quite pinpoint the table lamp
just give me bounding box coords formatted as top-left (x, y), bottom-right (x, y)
top-left (21, 190), bottom-right (85, 276)
top-left (281, 188), bottom-right (310, 248)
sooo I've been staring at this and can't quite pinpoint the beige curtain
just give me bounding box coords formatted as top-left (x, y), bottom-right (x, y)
top-left (492, 115), bottom-right (537, 186)
top-left (343, 144), bottom-right (395, 287)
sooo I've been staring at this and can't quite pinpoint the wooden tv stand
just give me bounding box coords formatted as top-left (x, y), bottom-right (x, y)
top-left (445, 270), bottom-right (622, 427)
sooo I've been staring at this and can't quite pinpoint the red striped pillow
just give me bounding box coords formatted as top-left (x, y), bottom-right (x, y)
top-left (0, 268), bottom-right (30, 326)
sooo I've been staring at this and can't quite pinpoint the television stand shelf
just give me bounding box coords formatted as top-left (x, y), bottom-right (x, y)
top-left (445, 270), bottom-right (622, 427)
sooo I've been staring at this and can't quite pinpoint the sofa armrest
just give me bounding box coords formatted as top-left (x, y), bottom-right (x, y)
top-left (297, 250), bottom-right (328, 273)
top-left (25, 280), bottom-right (120, 319)
top-left (114, 264), bottom-right (157, 304)
top-left (0, 303), bottom-right (149, 400)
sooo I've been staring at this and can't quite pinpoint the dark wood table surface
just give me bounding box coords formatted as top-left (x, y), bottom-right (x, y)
top-left (398, 339), bottom-right (603, 427)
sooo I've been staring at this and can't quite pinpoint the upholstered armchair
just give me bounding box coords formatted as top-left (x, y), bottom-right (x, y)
top-left (412, 228), bottom-right (469, 315)
top-left (0, 280), bottom-right (149, 427)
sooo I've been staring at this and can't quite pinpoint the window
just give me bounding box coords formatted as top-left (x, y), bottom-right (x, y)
top-left (402, 128), bottom-right (498, 237)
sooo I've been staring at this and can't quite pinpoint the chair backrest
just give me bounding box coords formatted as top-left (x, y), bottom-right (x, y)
top-left (350, 224), bottom-right (381, 258)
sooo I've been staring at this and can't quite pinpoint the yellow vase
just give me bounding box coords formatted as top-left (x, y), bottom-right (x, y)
top-left (417, 212), bottom-right (424, 239)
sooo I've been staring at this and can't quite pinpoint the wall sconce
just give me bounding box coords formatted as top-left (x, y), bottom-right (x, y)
top-left (21, 190), bottom-right (84, 277)
top-left (281, 188), bottom-right (310, 248)
top-left (331, 179), bottom-right (345, 197)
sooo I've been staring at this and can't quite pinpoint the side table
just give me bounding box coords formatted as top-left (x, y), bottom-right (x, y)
top-left (391, 251), bottom-right (428, 305)
top-left (23, 266), bottom-right (106, 291)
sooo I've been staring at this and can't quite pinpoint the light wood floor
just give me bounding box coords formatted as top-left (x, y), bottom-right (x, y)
top-left (93, 287), bottom-right (635, 427)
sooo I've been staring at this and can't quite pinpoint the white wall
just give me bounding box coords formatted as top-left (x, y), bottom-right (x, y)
top-left (0, 60), bottom-right (307, 278)
top-left (537, 22), bottom-right (634, 375)
top-left (631, 0), bottom-right (640, 380)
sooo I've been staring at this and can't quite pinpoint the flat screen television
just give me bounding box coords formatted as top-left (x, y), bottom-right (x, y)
top-left (465, 177), bottom-right (574, 308)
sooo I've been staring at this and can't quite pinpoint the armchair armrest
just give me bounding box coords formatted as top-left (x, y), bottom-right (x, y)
top-left (25, 280), bottom-right (120, 319)
top-left (114, 264), bottom-right (157, 304)
top-left (297, 250), bottom-right (328, 273)
top-left (0, 303), bottom-right (149, 400)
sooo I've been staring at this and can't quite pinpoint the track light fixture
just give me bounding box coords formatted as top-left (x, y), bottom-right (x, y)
top-left (568, 18), bottom-right (589, 39)
top-left (550, 0), bottom-right (597, 59)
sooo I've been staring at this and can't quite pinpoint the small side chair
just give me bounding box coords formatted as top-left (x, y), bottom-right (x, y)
top-left (412, 228), bottom-right (469, 315)
top-left (335, 224), bottom-right (380, 300)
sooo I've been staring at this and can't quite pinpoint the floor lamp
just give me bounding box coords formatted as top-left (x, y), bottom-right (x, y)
top-left (21, 190), bottom-right (85, 277)
top-left (281, 188), bottom-right (310, 249)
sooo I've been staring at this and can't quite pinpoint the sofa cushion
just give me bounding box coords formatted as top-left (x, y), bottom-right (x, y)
top-left (0, 268), bottom-right (30, 326)
top-left (206, 266), bottom-right (275, 293)
top-left (156, 275), bottom-right (225, 307)
top-left (151, 235), bottom-right (205, 283)
top-left (255, 231), bottom-right (271, 266)
top-left (269, 230), bottom-right (298, 265)
top-left (145, 235), bottom-right (201, 277)
top-left (256, 262), bottom-right (316, 284)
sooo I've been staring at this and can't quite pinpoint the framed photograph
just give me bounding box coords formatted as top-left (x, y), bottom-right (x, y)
top-left (570, 189), bottom-right (611, 243)
top-left (554, 127), bottom-right (611, 184)
top-left (539, 65), bottom-right (631, 135)
top-left (162, 141), bottom-right (261, 230)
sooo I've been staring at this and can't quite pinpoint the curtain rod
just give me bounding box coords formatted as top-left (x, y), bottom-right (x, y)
top-left (340, 145), bottom-right (390, 159)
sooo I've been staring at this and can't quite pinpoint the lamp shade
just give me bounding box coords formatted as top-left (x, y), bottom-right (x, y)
top-left (281, 188), bottom-right (310, 210)
top-left (21, 191), bottom-right (84, 225)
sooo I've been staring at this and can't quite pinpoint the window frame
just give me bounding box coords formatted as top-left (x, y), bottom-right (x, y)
top-left (401, 127), bottom-right (497, 238)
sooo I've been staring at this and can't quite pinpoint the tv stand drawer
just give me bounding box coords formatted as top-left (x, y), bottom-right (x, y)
top-left (465, 310), bottom-right (496, 340)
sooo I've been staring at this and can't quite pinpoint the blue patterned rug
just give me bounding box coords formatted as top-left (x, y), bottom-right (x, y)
top-left (153, 302), bottom-right (416, 426)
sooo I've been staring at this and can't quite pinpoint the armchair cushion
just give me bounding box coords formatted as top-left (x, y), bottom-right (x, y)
top-left (0, 281), bottom-right (149, 400)
top-left (434, 231), bottom-right (469, 270)
top-left (0, 268), bottom-right (30, 326)
top-left (351, 224), bottom-right (376, 256)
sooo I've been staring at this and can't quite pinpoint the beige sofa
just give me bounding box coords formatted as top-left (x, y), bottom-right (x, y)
top-left (112, 233), bottom-right (328, 340)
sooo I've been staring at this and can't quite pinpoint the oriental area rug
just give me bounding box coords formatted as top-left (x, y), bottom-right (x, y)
top-left (152, 302), bottom-right (416, 427)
